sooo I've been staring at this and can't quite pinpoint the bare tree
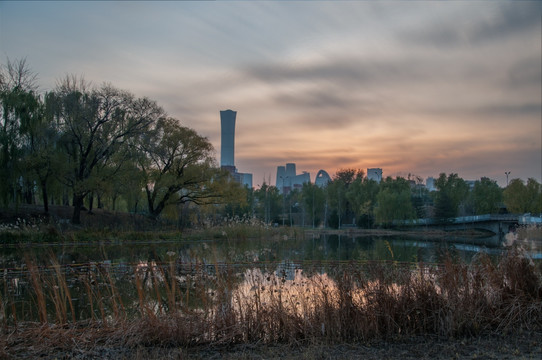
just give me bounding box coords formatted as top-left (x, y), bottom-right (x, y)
top-left (0, 57), bottom-right (38, 92)
top-left (53, 77), bottom-right (157, 224)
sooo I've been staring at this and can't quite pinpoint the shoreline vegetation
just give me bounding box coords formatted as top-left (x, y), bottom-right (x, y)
top-left (1, 205), bottom-right (541, 359)
top-left (0, 204), bottom-right (506, 243)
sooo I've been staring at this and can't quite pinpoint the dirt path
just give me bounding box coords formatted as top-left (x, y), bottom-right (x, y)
top-left (4, 331), bottom-right (541, 359)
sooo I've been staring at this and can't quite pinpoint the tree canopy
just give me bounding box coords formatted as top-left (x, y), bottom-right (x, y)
top-left (2, 58), bottom-right (540, 229)
top-left (0, 59), bottom-right (227, 224)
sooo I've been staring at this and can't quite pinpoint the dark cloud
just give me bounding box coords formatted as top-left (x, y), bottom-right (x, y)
top-left (270, 90), bottom-right (383, 129)
top-left (274, 89), bottom-right (352, 109)
top-left (403, 26), bottom-right (464, 48)
top-left (401, 2), bottom-right (541, 48)
top-left (242, 58), bottom-right (430, 86)
top-left (478, 103), bottom-right (541, 118)
top-left (423, 102), bottom-right (541, 120)
top-left (506, 56), bottom-right (542, 89)
top-left (239, 56), bottom-right (442, 125)
top-left (470, 2), bottom-right (542, 44)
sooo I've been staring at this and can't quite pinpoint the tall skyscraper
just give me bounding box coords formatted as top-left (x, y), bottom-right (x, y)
top-left (219, 109), bottom-right (253, 188)
top-left (220, 110), bottom-right (236, 167)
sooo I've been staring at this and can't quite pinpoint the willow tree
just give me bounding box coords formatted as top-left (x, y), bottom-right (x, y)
top-left (20, 92), bottom-right (61, 213)
top-left (53, 77), bottom-right (158, 224)
top-left (0, 58), bottom-right (39, 206)
top-left (374, 177), bottom-right (416, 226)
top-left (471, 177), bottom-right (502, 215)
top-left (504, 178), bottom-right (542, 214)
top-left (433, 173), bottom-right (469, 221)
top-left (346, 176), bottom-right (379, 228)
top-left (137, 117), bottom-right (219, 220)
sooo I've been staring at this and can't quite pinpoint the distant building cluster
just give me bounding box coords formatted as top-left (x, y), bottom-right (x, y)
top-left (276, 163), bottom-right (311, 194)
top-left (276, 167), bottom-right (383, 194)
top-left (219, 109), bottom-right (441, 192)
top-left (275, 165), bottom-right (334, 194)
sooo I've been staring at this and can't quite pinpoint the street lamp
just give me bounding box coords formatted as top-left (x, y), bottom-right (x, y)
top-left (505, 171), bottom-right (510, 187)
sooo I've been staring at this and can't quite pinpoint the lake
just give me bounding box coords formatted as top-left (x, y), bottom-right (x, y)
top-left (1, 232), bottom-right (540, 324)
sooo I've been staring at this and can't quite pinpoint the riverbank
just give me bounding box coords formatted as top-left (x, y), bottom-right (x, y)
top-left (2, 323), bottom-right (540, 359)
top-left (2, 246), bottom-right (541, 359)
top-left (1, 206), bottom-right (541, 359)
top-left (1, 204), bottom-right (499, 242)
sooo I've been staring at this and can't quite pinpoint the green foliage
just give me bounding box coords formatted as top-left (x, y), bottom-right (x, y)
top-left (50, 77), bottom-right (160, 223)
top-left (0, 59), bottom-right (234, 226)
top-left (333, 168), bottom-right (364, 186)
top-left (503, 178), bottom-right (542, 214)
top-left (346, 176), bottom-right (379, 227)
top-left (3, 58), bottom-right (538, 230)
top-left (254, 183), bottom-right (282, 224)
top-left (137, 117), bottom-right (217, 219)
top-left (471, 177), bottom-right (503, 214)
top-left (433, 173), bottom-right (469, 220)
top-left (328, 209), bottom-right (340, 229)
top-left (374, 177), bottom-right (415, 225)
top-left (302, 182), bottom-right (325, 227)
top-left (0, 59), bottom-right (40, 207)
top-left (326, 179), bottom-right (347, 228)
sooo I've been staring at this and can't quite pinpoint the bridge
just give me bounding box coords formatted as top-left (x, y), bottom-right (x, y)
top-left (399, 214), bottom-right (541, 238)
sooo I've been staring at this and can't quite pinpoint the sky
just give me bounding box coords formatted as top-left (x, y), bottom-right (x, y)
top-left (1, 1), bottom-right (541, 187)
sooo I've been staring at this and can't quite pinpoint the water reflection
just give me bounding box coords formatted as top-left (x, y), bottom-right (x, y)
top-left (234, 267), bottom-right (338, 319)
top-left (1, 232), bottom-right (541, 324)
top-left (2, 233), bottom-right (541, 271)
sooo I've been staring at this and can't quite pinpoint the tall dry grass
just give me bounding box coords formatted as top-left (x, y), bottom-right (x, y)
top-left (1, 246), bottom-right (541, 355)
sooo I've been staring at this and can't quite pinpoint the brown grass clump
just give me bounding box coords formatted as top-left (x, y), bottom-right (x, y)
top-left (1, 247), bottom-right (541, 358)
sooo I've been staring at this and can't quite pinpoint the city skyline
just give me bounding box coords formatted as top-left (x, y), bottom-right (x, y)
top-left (1, 1), bottom-right (540, 187)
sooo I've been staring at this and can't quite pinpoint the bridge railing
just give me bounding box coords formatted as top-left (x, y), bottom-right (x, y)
top-left (395, 214), bottom-right (542, 226)
top-left (454, 214), bottom-right (491, 223)
top-left (518, 215), bottom-right (542, 225)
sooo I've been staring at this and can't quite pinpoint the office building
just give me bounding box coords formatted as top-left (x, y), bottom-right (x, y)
top-left (220, 110), bottom-right (236, 168)
top-left (367, 168), bottom-right (383, 183)
top-left (276, 163), bottom-right (310, 193)
top-left (219, 110), bottom-right (253, 188)
top-left (315, 170), bottom-right (332, 187)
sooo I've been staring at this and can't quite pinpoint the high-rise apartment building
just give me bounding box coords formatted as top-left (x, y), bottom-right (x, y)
top-left (367, 168), bottom-right (383, 183)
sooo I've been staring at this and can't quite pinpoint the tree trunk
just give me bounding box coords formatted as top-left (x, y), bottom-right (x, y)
top-left (88, 192), bottom-right (94, 213)
top-left (149, 204), bottom-right (163, 220)
top-left (41, 179), bottom-right (49, 213)
top-left (72, 194), bottom-right (84, 224)
top-left (24, 180), bottom-right (33, 205)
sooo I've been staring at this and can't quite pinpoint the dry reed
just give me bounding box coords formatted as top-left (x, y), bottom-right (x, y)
top-left (1, 246), bottom-right (541, 356)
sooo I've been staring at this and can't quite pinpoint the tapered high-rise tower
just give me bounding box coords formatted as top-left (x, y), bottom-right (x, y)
top-left (219, 109), bottom-right (252, 188)
top-left (220, 110), bottom-right (236, 168)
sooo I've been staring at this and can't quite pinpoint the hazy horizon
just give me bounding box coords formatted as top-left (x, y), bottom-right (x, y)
top-left (1, 1), bottom-right (540, 187)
